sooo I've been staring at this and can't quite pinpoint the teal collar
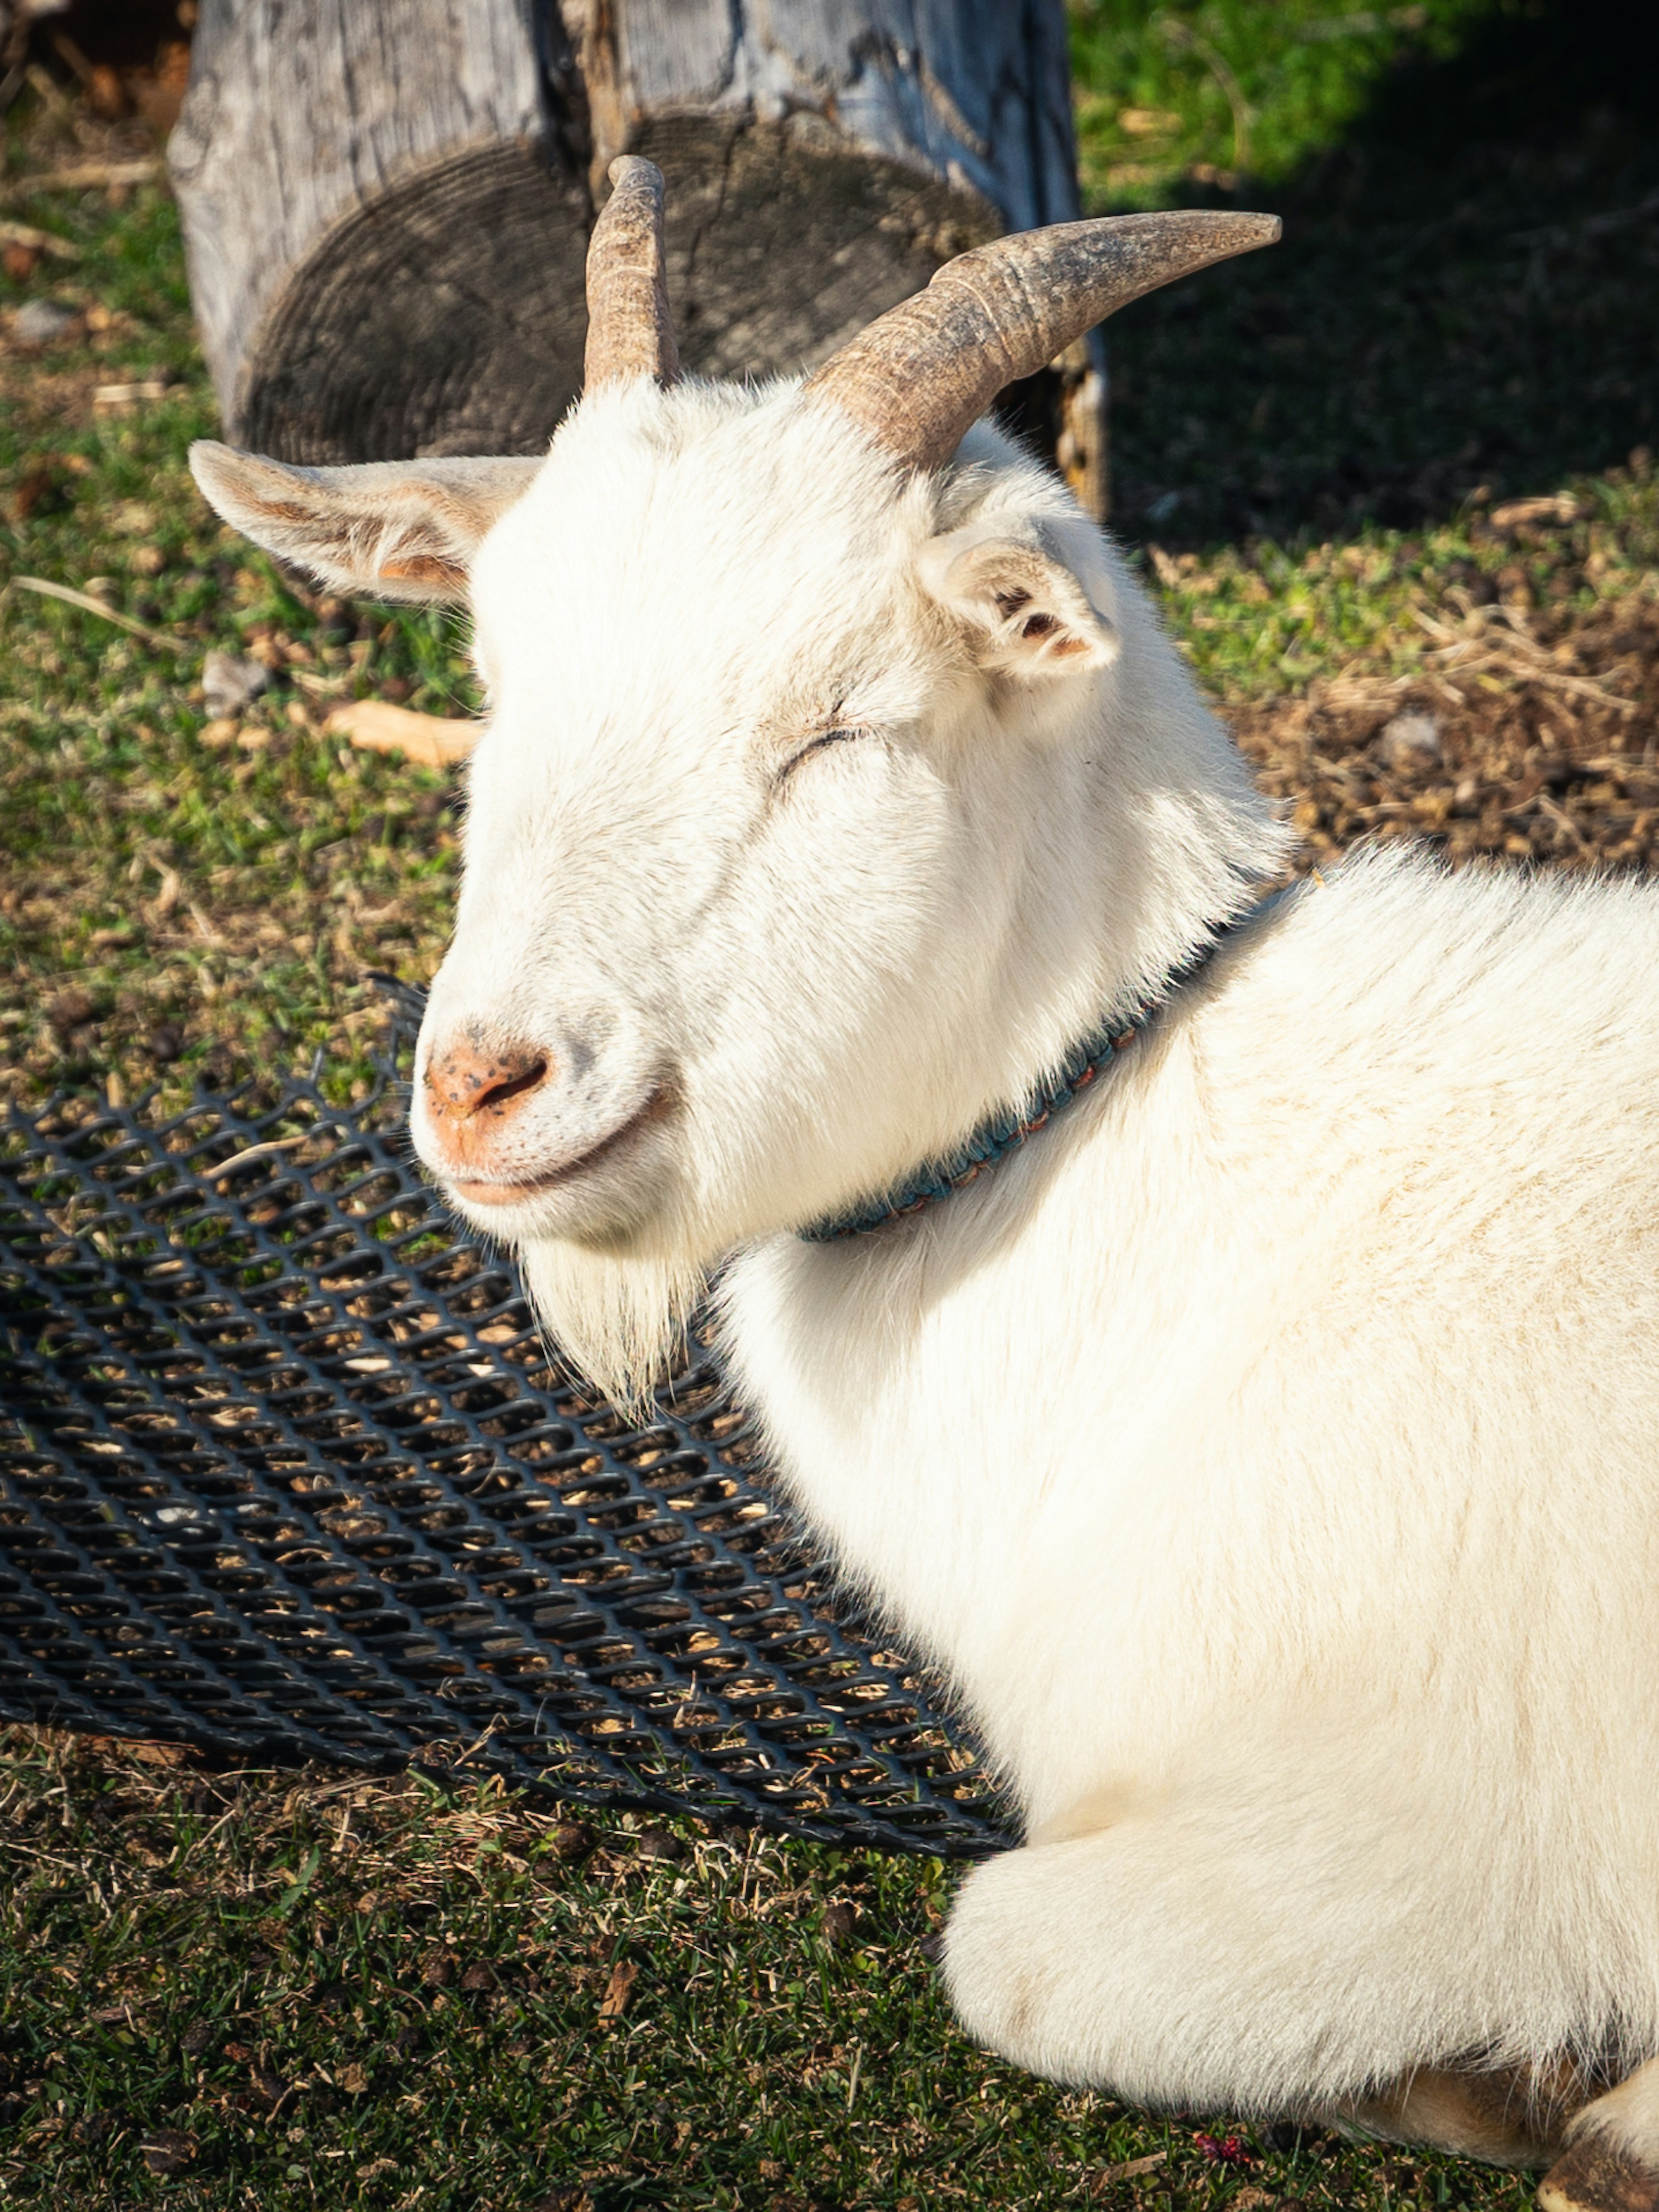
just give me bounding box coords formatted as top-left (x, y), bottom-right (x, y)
top-left (798, 921), bottom-right (1237, 1244)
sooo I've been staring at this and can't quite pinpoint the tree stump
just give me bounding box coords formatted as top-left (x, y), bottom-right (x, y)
top-left (170, 0), bottom-right (1106, 514)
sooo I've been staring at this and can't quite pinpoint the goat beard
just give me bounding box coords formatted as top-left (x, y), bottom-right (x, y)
top-left (518, 1235), bottom-right (706, 1419)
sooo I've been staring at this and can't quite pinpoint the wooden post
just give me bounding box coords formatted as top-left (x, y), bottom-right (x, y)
top-left (170, 1), bottom-right (1107, 514)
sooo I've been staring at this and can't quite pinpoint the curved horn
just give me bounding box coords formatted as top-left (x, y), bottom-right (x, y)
top-left (584, 155), bottom-right (681, 391)
top-left (804, 210), bottom-right (1280, 473)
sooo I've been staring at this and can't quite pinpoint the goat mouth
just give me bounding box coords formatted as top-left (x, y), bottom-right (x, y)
top-left (443, 1086), bottom-right (674, 1209)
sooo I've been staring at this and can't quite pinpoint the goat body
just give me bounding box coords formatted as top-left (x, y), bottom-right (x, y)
top-left (727, 841), bottom-right (1659, 2121)
top-left (192, 193), bottom-right (1659, 2192)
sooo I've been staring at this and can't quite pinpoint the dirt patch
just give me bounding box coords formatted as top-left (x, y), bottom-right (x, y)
top-left (1235, 595), bottom-right (1659, 872)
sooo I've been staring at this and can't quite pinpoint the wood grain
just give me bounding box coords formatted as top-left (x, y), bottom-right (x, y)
top-left (171, 1), bottom-right (1103, 506)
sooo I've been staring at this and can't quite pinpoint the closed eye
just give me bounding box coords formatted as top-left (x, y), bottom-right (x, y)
top-left (779, 726), bottom-right (871, 781)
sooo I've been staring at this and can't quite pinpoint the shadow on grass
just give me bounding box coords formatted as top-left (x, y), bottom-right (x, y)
top-left (1100, 0), bottom-right (1659, 548)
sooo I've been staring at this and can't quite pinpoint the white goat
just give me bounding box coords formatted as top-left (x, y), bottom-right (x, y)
top-left (193, 158), bottom-right (1659, 2212)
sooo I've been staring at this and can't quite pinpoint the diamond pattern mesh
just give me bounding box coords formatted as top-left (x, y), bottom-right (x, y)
top-left (0, 1035), bottom-right (1006, 1856)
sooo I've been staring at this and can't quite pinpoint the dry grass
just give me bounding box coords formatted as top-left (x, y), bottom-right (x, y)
top-left (1194, 482), bottom-right (1659, 869)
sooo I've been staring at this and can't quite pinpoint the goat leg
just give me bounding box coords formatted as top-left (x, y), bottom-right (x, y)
top-left (1541, 2061), bottom-right (1659, 2212)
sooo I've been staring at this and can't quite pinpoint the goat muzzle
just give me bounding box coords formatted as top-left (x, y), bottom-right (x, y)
top-left (421, 1033), bottom-right (554, 1176)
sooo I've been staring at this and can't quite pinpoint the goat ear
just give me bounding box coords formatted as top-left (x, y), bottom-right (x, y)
top-left (188, 442), bottom-right (545, 605)
top-left (919, 529), bottom-right (1118, 678)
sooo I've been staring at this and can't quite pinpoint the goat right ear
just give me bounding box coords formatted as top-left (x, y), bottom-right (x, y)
top-left (188, 442), bottom-right (546, 605)
top-left (918, 525), bottom-right (1119, 679)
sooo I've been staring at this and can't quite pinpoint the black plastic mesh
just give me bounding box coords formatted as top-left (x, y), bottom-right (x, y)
top-left (0, 1030), bottom-right (1006, 1856)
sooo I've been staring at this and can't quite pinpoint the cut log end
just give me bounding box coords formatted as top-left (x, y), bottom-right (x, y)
top-left (237, 143), bottom-right (591, 464)
top-left (175, 0), bottom-right (1100, 502)
top-left (230, 121), bottom-right (1001, 468)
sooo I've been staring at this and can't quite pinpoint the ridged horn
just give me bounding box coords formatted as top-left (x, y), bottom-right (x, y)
top-left (804, 210), bottom-right (1281, 473)
top-left (584, 156), bottom-right (681, 391)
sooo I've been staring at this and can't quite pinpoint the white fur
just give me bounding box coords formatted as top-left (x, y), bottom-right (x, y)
top-left (199, 373), bottom-right (1659, 2145)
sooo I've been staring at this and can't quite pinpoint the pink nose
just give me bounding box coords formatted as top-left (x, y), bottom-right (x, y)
top-left (422, 1033), bottom-right (552, 1174)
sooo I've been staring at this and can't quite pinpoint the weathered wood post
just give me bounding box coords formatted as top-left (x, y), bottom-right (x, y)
top-left (169, 1), bottom-right (1106, 514)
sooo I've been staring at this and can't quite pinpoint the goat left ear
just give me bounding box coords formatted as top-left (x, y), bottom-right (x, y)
top-left (919, 528), bottom-right (1119, 678)
top-left (188, 442), bottom-right (545, 605)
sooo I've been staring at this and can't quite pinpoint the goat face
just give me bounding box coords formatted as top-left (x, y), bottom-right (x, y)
top-left (429, 385), bottom-right (1123, 1249)
top-left (191, 171), bottom-right (1276, 1395)
top-left (192, 385), bottom-right (1124, 1384)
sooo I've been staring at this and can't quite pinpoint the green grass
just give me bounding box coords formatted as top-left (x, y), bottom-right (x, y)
top-left (1068, 0), bottom-right (1494, 207)
top-left (0, 181), bottom-right (478, 1110)
top-left (0, 1730), bottom-right (1539, 2212)
top-left (1071, 2), bottom-right (1659, 543)
top-left (1143, 464), bottom-right (1659, 700)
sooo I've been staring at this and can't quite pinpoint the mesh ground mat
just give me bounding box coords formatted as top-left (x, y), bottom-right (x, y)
top-left (0, 1032), bottom-right (1005, 1856)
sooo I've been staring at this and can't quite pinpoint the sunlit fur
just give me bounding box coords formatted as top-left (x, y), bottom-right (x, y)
top-left (200, 372), bottom-right (1659, 2158)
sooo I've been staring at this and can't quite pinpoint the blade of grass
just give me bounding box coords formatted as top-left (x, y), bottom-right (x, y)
top-left (6, 573), bottom-right (184, 650)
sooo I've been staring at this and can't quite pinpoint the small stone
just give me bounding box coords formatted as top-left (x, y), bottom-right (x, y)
top-left (1378, 710), bottom-right (1442, 773)
top-left (130, 544), bottom-right (166, 576)
top-left (3, 243), bottom-right (37, 282)
top-left (200, 717), bottom-right (238, 749)
top-left (149, 1025), bottom-right (183, 1063)
top-left (633, 1828), bottom-right (686, 1863)
top-left (548, 1821), bottom-right (597, 1861)
top-left (48, 986), bottom-right (96, 1036)
top-left (139, 2127), bottom-right (197, 2175)
top-left (12, 465), bottom-right (62, 522)
top-left (820, 1901), bottom-right (858, 1946)
top-left (14, 299), bottom-right (76, 345)
top-left (202, 647), bottom-right (270, 718)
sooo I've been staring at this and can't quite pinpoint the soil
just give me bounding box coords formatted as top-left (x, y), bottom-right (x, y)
top-left (1236, 595), bottom-right (1659, 873)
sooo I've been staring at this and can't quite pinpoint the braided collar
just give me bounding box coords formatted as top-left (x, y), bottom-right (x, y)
top-left (799, 921), bottom-right (1239, 1244)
